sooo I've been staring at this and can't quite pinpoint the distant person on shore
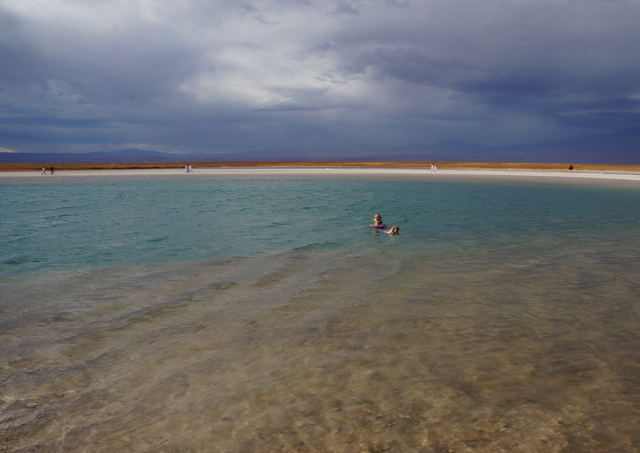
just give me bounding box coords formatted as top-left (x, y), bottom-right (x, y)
top-left (41, 166), bottom-right (46, 175)
top-left (369, 214), bottom-right (400, 235)
top-left (188, 164), bottom-right (193, 173)
top-left (185, 165), bottom-right (189, 173)
top-left (50, 166), bottom-right (55, 175)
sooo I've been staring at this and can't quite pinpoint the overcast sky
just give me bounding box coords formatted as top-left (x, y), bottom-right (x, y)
top-left (1, 0), bottom-right (639, 154)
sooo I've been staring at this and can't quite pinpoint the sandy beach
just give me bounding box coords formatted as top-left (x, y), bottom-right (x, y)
top-left (2, 166), bottom-right (640, 182)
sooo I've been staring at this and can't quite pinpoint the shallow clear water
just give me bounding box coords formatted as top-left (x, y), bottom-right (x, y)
top-left (1, 174), bottom-right (640, 452)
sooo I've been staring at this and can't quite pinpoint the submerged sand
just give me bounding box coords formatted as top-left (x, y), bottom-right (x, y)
top-left (3, 167), bottom-right (640, 452)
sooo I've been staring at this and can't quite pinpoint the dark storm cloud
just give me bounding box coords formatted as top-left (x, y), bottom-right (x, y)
top-left (1, 0), bottom-right (639, 154)
top-left (327, 1), bottom-right (640, 109)
top-left (1, 9), bottom-right (200, 102)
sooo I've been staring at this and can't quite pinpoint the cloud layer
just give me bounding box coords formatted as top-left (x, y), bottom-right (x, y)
top-left (1, 0), bottom-right (639, 154)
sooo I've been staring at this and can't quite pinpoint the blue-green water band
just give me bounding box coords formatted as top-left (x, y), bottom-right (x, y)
top-left (2, 176), bottom-right (639, 278)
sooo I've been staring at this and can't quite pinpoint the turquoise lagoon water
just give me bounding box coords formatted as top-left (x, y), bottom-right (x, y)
top-left (1, 172), bottom-right (640, 452)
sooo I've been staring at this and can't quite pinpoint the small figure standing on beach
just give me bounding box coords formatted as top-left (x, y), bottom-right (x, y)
top-left (41, 166), bottom-right (46, 175)
top-left (185, 164), bottom-right (189, 173)
top-left (188, 164), bottom-right (193, 173)
top-left (50, 166), bottom-right (55, 175)
top-left (369, 214), bottom-right (400, 235)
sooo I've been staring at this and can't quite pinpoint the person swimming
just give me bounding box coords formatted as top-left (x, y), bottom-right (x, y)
top-left (370, 213), bottom-right (386, 229)
top-left (369, 214), bottom-right (400, 235)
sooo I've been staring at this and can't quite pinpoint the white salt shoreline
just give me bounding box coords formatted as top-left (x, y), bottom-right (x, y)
top-left (2, 167), bottom-right (640, 182)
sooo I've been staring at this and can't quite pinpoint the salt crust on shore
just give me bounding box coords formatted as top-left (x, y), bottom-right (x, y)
top-left (2, 167), bottom-right (640, 182)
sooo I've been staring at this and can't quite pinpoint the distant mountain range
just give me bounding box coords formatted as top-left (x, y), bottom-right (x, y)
top-left (2, 128), bottom-right (639, 164)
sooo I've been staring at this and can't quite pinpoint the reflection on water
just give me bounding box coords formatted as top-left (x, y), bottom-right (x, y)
top-left (2, 240), bottom-right (640, 452)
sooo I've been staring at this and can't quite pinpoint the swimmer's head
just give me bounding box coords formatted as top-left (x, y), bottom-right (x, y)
top-left (373, 213), bottom-right (382, 222)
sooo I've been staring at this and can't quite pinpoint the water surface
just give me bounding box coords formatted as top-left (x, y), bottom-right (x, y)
top-left (1, 174), bottom-right (639, 452)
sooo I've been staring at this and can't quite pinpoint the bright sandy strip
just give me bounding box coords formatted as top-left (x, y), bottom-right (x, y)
top-left (2, 167), bottom-right (640, 181)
